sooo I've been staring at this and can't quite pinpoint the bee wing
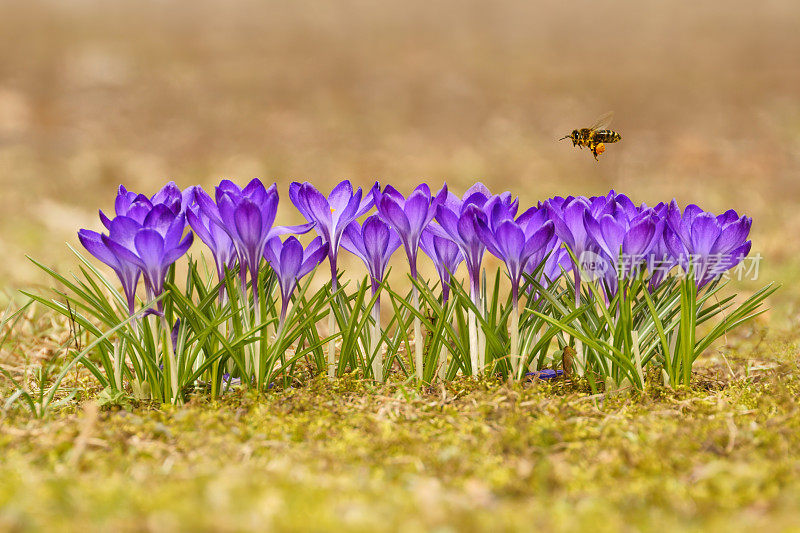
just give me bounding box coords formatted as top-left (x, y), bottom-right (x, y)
top-left (589, 111), bottom-right (614, 130)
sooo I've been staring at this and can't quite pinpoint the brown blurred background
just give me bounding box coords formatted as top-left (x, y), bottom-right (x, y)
top-left (1, 0), bottom-right (799, 323)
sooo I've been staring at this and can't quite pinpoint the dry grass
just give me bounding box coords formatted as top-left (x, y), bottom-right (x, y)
top-left (1, 1), bottom-right (800, 530)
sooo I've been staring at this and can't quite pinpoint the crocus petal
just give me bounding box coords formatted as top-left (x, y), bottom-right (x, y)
top-left (263, 236), bottom-right (282, 268)
top-left (378, 196), bottom-right (411, 236)
top-left (289, 182), bottom-right (310, 219)
top-left (78, 230), bottom-right (118, 268)
top-left (523, 222), bottom-right (555, 260)
top-left (716, 209), bottom-right (740, 225)
top-left (462, 182), bottom-right (491, 204)
top-left (377, 185), bottom-right (405, 206)
top-left (335, 188), bottom-right (363, 228)
top-left (163, 214), bottom-right (186, 251)
top-left (233, 200), bottom-right (264, 274)
top-left (404, 190), bottom-right (432, 234)
top-left (258, 192), bottom-right (279, 234)
top-left (242, 178), bottom-right (268, 204)
top-left (114, 191), bottom-right (132, 217)
top-left (356, 182), bottom-right (379, 217)
top-left (134, 229), bottom-right (165, 269)
top-left (233, 200), bottom-right (263, 252)
top-left (150, 181), bottom-right (182, 209)
top-left (217, 179), bottom-right (242, 200)
top-left (711, 217), bottom-right (751, 255)
top-left (363, 215), bottom-right (391, 264)
top-left (474, 218), bottom-right (503, 259)
top-left (623, 218), bottom-right (656, 258)
top-left (719, 240), bottom-right (752, 271)
top-left (217, 194), bottom-right (239, 240)
top-left (298, 238), bottom-right (328, 278)
top-left (187, 209), bottom-right (216, 250)
top-left (279, 237), bottom-right (304, 285)
top-left (99, 210), bottom-right (113, 230)
top-left (690, 213), bottom-right (722, 257)
top-left (327, 180), bottom-right (355, 213)
top-left (102, 235), bottom-right (144, 268)
top-left (495, 220), bottom-right (526, 277)
top-left (340, 221), bottom-right (367, 262)
top-left (108, 216), bottom-right (143, 251)
top-left (563, 201), bottom-right (589, 251)
top-left (268, 221), bottom-right (316, 238)
top-left (300, 183), bottom-right (334, 228)
top-left (163, 233), bottom-right (193, 265)
top-left (663, 226), bottom-right (688, 266)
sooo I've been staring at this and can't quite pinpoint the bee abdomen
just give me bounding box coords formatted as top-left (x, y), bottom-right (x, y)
top-left (595, 130), bottom-right (621, 143)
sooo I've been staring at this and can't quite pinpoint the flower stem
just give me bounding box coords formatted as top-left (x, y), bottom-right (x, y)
top-left (412, 285), bottom-right (423, 383)
top-left (327, 256), bottom-right (338, 379)
top-left (632, 330), bottom-right (645, 390)
top-left (468, 281), bottom-right (480, 376)
top-left (238, 278), bottom-right (252, 376)
top-left (160, 314), bottom-right (179, 404)
top-left (370, 299), bottom-right (382, 382)
top-left (467, 308), bottom-right (478, 376)
top-left (113, 339), bottom-right (123, 391)
top-left (510, 298), bottom-right (520, 379)
top-left (474, 279), bottom-right (485, 376)
top-left (253, 290), bottom-right (262, 388)
top-left (327, 306), bottom-right (336, 378)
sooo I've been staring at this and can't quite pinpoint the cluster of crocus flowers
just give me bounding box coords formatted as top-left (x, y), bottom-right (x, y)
top-left (545, 191), bottom-right (752, 295)
top-left (79, 180), bottom-right (754, 385)
top-left (79, 182), bottom-right (194, 314)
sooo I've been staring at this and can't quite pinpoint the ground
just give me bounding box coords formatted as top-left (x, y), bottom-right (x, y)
top-left (2, 357), bottom-right (800, 532)
top-left (2, 1), bottom-right (800, 531)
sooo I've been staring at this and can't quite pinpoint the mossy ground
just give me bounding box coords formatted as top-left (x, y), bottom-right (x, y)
top-left (2, 329), bottom-right (799, 532)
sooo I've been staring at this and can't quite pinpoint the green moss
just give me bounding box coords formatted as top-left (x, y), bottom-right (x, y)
top-left (0, 353), bottom-right (799, 532)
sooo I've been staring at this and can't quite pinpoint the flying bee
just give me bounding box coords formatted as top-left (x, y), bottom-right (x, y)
top-left (559, 112), bottom-right (622, 160)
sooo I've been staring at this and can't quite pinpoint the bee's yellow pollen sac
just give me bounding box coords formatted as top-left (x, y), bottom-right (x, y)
top-left (596, 143), bottom-right (606, 154)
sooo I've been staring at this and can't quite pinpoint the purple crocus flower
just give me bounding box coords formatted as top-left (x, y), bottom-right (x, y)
top-left (524, 245), bottom-right (571, 293)
top-left (475, 210), bottom-right (555, 304)
top-left (185, 187), bottom-right (237, 297)
top-left (545, 196), bottom-right (595, 303)
top-left (375, 184), bottom-right (447, 279)
top-left (546, 196), bottom-right (599, 260)
top-left (431, 183), bottom-right (510, 376)
top-left (290, 180), bottom-right (378, 290)
top-left (419, 228), bottom-right (464, 303)
top-left (584, 204), bottom-right (661, 295)
top-left (341, 215), bottom-right (401, 295)
top-left (474, 203), bottom-right (554, 377)
top-left (341, 215), bottom-right (401, 382)
top-left (99, 181), bottom-right (189, 229)
top-left (263, 236), bottom-right (328, 327)
top-left (78, 227), bottom-right (142, 315)
top-left (206, 179), bottom-right (277, 286)
top-left (80, 183), bottom-right (195, 314)
top-left (376, 183), bottom-right (450, 382)
top-left (432, 183), bottom-right (498, 298)
top-left (81, 203), bottom-right (194, 314)
top-left (102, 206), bottom-right (194, 305)
top-left (195, 179), bottom-right (313, 290)
top-left (547, 191), bottom-right (644, 302)
top-left (647, 202), bottom-right (679, 290)
top-left (664, 203), bottom-right (752, 288)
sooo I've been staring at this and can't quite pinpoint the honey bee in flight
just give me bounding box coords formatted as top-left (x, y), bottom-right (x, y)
top-left (559, 112), bottom-right (621, 160)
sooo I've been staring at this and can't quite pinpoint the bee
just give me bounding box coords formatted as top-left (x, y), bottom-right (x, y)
top-left (559, 112), bottom-right (622, 160)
